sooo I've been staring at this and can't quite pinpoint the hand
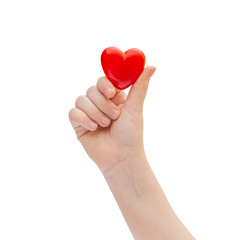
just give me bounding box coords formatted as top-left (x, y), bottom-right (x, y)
top-left (69, 66), bottom-right (156, 173)
top-left (69, 67), bottom-right (196, 240)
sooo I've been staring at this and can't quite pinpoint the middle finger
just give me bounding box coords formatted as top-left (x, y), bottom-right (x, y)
top-left (86, 86), bottom-right (121, 120)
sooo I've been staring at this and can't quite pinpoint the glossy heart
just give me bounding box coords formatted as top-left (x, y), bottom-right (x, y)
top-left (101, 47), bottom-right (146, 90)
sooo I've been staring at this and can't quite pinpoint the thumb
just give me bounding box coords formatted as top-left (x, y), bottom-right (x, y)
top-left (125, 66), bottom-right (156, 113)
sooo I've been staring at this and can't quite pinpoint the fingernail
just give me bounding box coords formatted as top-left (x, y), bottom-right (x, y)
top-left (101, 117), bottom-right (109, 125)
top-left (149, 68), bottom-right (156, 77)
top-left (89, 122), bottom-right (97, 129)
top-left (110, 109), bottom-right (119, 119)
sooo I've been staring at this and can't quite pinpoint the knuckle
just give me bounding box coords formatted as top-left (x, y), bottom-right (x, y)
top-left (142, 83), bottom-right (149, 92)
top-left (86, 85), bottom-right (96, 97)
top-left (136, 79), bottom-right (149, 94)
top-left (75, 95), bottom-right (86, 107)
top-left (68, 108), bottom-right (75, 119)
top-left (68, 108), bottom-right (82, 128)
top-left (97, 77), bottom-right (107, 92)
top-left (97, 76), bottom-right (104, 82)
top-left (97, 76), bottom-right (104, 86)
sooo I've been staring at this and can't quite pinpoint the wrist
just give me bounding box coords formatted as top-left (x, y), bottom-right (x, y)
top-left (101, 151), bottom-right (150, 191)
top-left (101, 152), bottom-right (195, 240)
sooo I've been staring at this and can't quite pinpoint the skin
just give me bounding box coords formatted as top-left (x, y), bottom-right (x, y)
top-left (69, 66), bottom-right (195, 240)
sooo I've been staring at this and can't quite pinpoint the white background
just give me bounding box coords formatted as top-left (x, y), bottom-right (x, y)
top-left (0, 0), bottom-right (236, 239)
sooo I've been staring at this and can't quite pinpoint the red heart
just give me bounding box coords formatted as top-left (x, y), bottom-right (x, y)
top-left (101, 47), bottom-right (146, 90)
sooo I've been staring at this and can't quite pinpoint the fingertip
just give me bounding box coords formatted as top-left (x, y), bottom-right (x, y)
top-left (68, 107), bottom-right (74, 120)
top-left (101, 117), bottom-right (111, 127)
top-left (109, 108), bottom-right (120, 120)
top-left (144, 65), bottom-right (157, 77)
top-left (148, 66), bottom-right (157, 77)
top-left (145, 65), bottom-right (156, 71)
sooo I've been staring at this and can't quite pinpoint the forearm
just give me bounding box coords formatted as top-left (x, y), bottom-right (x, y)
top-left (102, 153), bottom-right (195, 240)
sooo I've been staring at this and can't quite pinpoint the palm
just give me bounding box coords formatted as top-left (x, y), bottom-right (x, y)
top-left (69, 66), bottom-right (156, 172)
top-left (75, 104), bottom-right (143, 171)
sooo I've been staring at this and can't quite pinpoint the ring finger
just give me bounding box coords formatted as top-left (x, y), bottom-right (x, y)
top-left (76, 95), bottom-right (111, 127)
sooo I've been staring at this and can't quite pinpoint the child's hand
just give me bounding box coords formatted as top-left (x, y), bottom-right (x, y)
top-left (69, 66), bottom-right (156, 173)
top-left (69, 66), bottom-right (195, 240)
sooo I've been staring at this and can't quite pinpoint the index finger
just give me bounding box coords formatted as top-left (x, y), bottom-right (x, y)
top-left (97, 76), bottom-right (120, 99)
